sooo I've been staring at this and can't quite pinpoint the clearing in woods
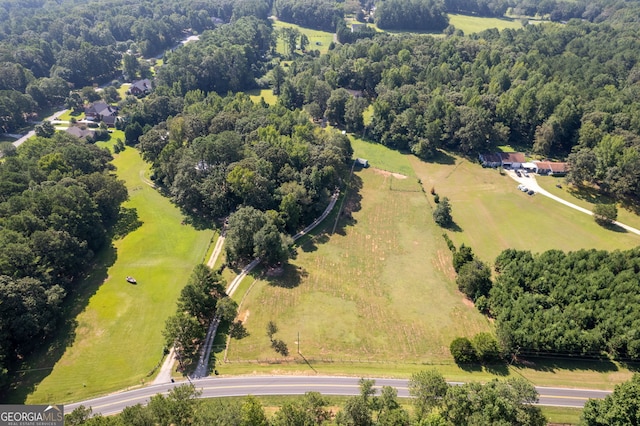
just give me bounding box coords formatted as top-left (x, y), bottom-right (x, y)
top-left (224, 154), bottom-right (491, 366)
top-left (19, 143), bottom-right (212, 404)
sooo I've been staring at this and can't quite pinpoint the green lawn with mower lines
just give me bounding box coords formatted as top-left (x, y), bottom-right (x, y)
top-left (25, 146), bottom-right (212, 403)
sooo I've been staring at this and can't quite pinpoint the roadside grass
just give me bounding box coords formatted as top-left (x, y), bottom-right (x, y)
top-left (247, 88), bottom-right (278, 105)
top-left (225, 161), bottom-right (491, 367)
top-left (448, 13), bottom-right (523, 34)
top-left (409, 154), bottom-right (640, 262)
top-left (22, 148), bottom-right (212, 403)
top-left (271, 20), bottom-right (335, 55)
top-left (541, 406), bottom-right (582, 425)
top-left (536, 175), bottom-right (640, 232)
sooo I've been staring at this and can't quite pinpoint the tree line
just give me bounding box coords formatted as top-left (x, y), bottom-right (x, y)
top-left (135, 91), bottom-right (352, 266)
top-left (0, 134), bottom-right (127, 388)
top-left (0, 0), bottom-right (272, 133)
top-left (163, 264), bottom-right (239, 369)
top-left (65, 370), bottom-right (545, 425)
top-left (488, 247), bottom-right (640, 360)
top-left (277, 19), bottom-right (640, 202)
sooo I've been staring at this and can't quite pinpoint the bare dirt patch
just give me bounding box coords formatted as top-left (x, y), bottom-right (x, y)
top-left (238, 310), bottom-right (250, 323)
top-left (371, 168), bottom-right (408, 179)
top-left (461, 298), bottom-right (475, 308)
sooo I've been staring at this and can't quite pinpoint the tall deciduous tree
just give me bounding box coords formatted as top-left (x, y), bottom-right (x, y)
top-left (408, 369), bottom-right (448, 421)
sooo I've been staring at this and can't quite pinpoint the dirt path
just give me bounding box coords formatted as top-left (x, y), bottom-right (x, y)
top-left (206, 232), bottom-right (225, 269)
top-left (154, 230), bottom-right (226, 383)
top-left (507, 171), bottom-right (640, 236)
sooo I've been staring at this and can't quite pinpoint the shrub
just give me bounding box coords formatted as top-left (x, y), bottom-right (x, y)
top-left (593, 204), bottom-right (617, 226)
top-left (472, 332), bottom-right (501, 363)
top-left (450, 337), bottom-right (477, 364)
top-left (433, 197), bottom-right (452, 227)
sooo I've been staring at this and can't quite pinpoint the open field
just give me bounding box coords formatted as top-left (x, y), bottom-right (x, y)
top-left (57, 109), bottom-right (83, 122)
top-left (448, 13), bottom-right (523, 34)
top-left (225, 154), bottom-right (491, 365)
top-left (247, 88), bottom-right (278, 105)
top-left (117, 83), bottom-right (130, 100)
top-left (272, 20), bottom-right (335, 55)
top-left (221, 140), bottom-right (640, 389)
top-left (349, 136), bottom-right (415, 177)
top-left (20, 147), bottom-right (212, 403)
top-left (410, 154), bottom-right (640, 262)
top-left (536, 175), bottom-right (640, 232)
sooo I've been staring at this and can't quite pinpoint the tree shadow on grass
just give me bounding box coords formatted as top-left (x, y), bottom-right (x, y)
top-left (298, 232), bottom-right (331, 253)
top-left (443, 221), bottom-right (463, 233)
top-left (457, 363), bottom-right (483, 373)
top-left (3, 244), bottom-right (117, 403)
top-left (567, 185), bottom-right (614, 206)
top-left (599, 221), bottom-right (628, 233)
top-left (484, 362), bottom-right (509, 376)
top-left (111, 207), bottom-right (142, 239)
top-left (512, 356), bottom-right (619, 374)
top-left (265, 264), bottom-right (308, 289)
top-left (430, 149), bottom-right (457, 165)
top-left (332, 173), bottom-right (363, 237)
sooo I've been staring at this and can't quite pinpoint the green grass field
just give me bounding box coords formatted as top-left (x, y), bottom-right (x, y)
top-left (247, 89), bottom-right (278, 105)
top-left (225, 150), bottom-right (491, 366)
top-left (21, 147), bottom-right (212, 403)
top-left (117, 83), bottom-right (130, 100)
top-left (448, 14), bottom-right (523, 34)
top-left (536, 175), bottom-right (640, 232)
top-left (221, 139), bottom-right (640, 390)
top-left (410, 155), bottom-right (640, 262)
top-left (349, 136), bottom-right (415, 177)
top-left (272, 20), bottom-right (335, 55)
top-left (57, 110), bottom-right (83, 122)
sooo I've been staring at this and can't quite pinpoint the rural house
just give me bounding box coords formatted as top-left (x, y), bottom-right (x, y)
top-left (499, 152), bottom-right (525, 168)
top-left (129, 79), bottom-right (152, 97)
top-left (85, 102), bottom-right (118, 127)
top-left (533, 161), bottom-right (569, 176)
top-left (478, 153), bottom-right (502, 167)
top-left (66, 126), bottom-right (95, 141)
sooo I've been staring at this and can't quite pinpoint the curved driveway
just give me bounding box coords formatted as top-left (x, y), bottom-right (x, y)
top-left (508, 171), bottom-right (640, 236)
top-left (64, 375), bottom-right (611, 416)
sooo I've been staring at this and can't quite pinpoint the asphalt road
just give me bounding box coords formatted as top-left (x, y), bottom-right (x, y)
top-left (64, 375), bottom-right (612, 416)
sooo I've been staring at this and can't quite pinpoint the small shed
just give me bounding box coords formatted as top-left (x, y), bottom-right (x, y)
top-left (356, 158), bottom-right (369, 168)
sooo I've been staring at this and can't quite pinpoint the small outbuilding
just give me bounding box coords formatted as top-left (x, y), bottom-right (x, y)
top-left (356, 158), bottom-right (369, 168)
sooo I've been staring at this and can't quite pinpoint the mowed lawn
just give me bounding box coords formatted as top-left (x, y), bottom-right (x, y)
top-left (272, 20), bottom-right (335, 55)
top-left (26, 147), bottom-right (212, 403)
top-left (536, 175), bottom-right (640, 232)
top-left (226, 156), bottom-right (491, 365)
top-left (447, 14), bottom-right (523, 34)
top-left (247, 88), bottom-right (278, 105)
top-left (410, 155), bottom-right (640, 262)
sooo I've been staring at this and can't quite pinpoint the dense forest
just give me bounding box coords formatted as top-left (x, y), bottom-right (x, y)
top-left (65, 372), bottom-right (545, 425)
top-left (136, 91), bottom-right (352, 250)
top-left (279, 20), bottom-right (640, 201)
top-left (488, 248), bottom-right (640, 360)
top-left (0, 134), bottom-right (127, 387)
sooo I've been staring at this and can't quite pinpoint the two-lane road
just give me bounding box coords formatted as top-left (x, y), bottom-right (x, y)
top-left (65, 376), bottom-right (611, 416)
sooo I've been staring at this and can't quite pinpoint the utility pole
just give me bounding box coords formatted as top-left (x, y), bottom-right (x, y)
top-left (297, 331), bottom-right (300, 354)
